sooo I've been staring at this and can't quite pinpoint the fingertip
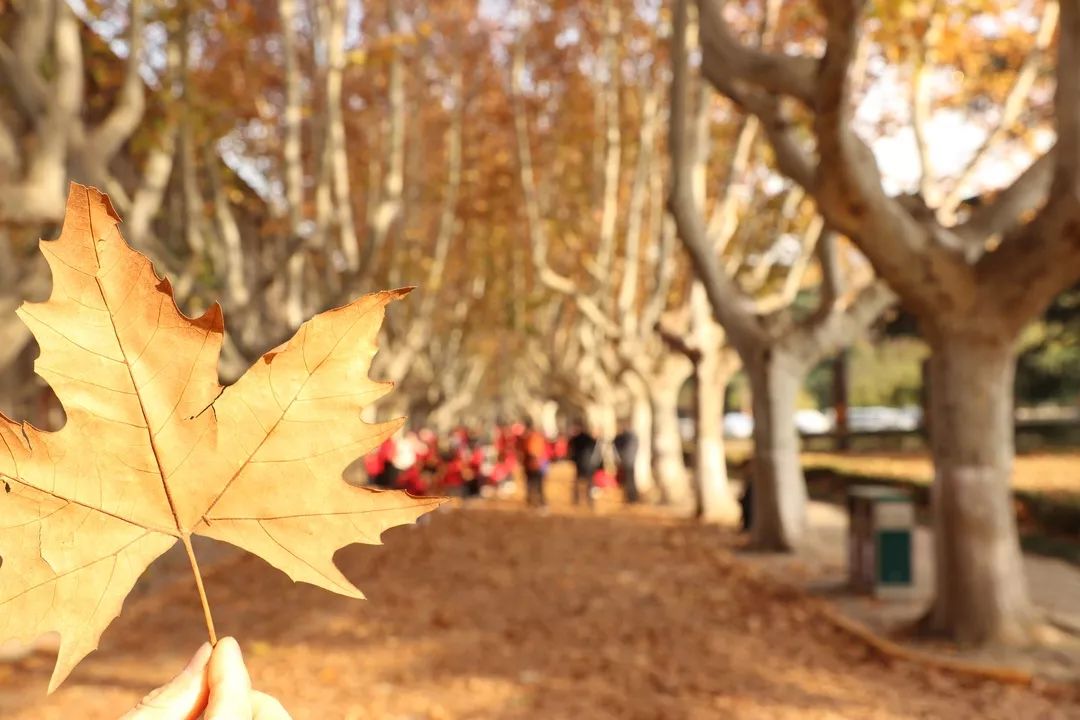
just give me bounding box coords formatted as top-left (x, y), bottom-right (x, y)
top-left (120, 645), bottom-right (212, 719)
top-left (208, 634), bottom-right (247, 677)
top-left (213, 636), bottom-right (243, 663)
top-left (206, 637), bottom-right (252, 719)
top-left (184, 642), bottom-right (213, 673)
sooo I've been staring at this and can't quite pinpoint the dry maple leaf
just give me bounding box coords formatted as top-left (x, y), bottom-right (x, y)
top-left (0, 183), bottom-right (444, 692)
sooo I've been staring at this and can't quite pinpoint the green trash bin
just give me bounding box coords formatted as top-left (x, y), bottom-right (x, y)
top-left (847, 485), bottom-right (914, 599)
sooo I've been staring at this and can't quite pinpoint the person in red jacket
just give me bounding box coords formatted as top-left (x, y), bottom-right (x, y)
top-left (373, 436), bottom-right (398, 488)
top-left (518, 419), bottom-right (550, 508)
top-left (417, 428), bottom-right (439, 489)
top-left (552, 432), bottom-right (569, 462)
top-left (438, 442), bottom-right (466, 498)
top-left (364, 445), bottom-right (386, 485)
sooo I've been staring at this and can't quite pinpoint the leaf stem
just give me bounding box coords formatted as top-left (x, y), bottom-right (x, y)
top-left (181, 534), bottom-right (218, 645)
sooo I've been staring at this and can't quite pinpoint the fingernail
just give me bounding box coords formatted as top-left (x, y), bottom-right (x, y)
top-left (215, 636), bottom-right (243, 662)
top-left (183, 642), bottom-right (212, 673)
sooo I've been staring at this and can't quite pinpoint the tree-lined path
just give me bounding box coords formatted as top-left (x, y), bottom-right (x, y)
top-left (3, 471), bottom-right (1076, 719)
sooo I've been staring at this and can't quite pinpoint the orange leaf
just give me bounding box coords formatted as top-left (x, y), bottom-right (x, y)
top-left (0, 183), bottom-right (443, 693)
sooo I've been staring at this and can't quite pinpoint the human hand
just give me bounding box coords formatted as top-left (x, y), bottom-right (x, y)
top-left (121, 637), bottom-right (291, 719)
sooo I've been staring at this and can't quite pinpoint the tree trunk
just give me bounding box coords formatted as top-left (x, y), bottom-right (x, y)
top-left (747, 350), bottom-right (807, 550)
top-left (649, 356), bottom-right (692, 509)
top-left (922, 333), bottom-right (1040, 645)
top-left (694, 355), bottom-right (739, 522)
top-left (626, 373), bottom-right (655, 497)
top-left (586, 399), bottom-right (616, 441)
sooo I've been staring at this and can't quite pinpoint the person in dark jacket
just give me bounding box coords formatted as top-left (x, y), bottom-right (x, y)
top-left (737, 458), bottom-right (754, 532)
top-left (613, 423), bottom-right (640, 504)
top-left (567, 421), bottom-right (601, 508)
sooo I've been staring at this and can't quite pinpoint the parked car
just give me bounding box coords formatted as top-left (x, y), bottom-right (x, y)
top-left (795, 408), bottom-right (833, 435)
top-left (833, 406), bottom-right (922, 432)
top-left (723, 412), bottom-right (754, 439)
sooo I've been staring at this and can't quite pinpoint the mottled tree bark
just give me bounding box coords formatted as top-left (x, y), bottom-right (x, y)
top-left (746, 350), bottom-right (807, 550)
top-left (649, 354), bottom-right (693, 509)
top-left (922, 333), bottom-right (1038, 644)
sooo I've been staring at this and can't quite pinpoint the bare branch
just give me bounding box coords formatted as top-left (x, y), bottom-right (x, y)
top-left (359, 0), bottom-right (407, 285)
top-left (0, 0), bottom-right (52, 118)
top-left (954, 148), bottom-right (1056, 246)
top-left (697, 0), bottom-right (817, 106)
top-left (807, 0), bottom-right (978, 313)
top-left (1053, 0), bottom-right (1080, 192)
top-left (326, 0), bottom-right (360, 271)
top-left (788, 281), bottom-right (895, 366)
top-left (670, 0), bottom-right (765, 348)
top-left (279, 0), bottom-right (308, 326)
top-left (907, 8), bottom-right (944, 202)
top-left (752, 214), bottom-right (825, 315)
top-left (815, 228), bottom-right (842, 317)
top-left (976, 0), bottom-right (1080, 332)
top-left (656, 317), bottom-right (703, 363)
top-left (939, 1), bottom-right (1060, 220)
top-left (87, 0), bottom-right (147, 162)
top-left (706, 114), bottom-right (758, 254)
top-left (640, 163), bottom-right (676, 336)
top-left (701, 66), bottom-right (815, 191)
top-left (510, 32), bottom-right (618, 338)
top-left (594, 0), bottom-right (622, 289)
top-left (206, 147), bottom-right (250, 308)
top-left (619, 85), bottom-right (659, 332)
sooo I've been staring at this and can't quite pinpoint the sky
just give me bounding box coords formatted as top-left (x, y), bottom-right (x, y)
top-left (62, 0), bottom-right (1053, 225)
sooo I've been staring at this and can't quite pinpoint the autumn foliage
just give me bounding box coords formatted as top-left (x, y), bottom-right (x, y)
top-left (0, 184), bottom-right (441, 693)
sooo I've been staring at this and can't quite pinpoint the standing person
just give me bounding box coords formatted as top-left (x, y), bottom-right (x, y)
top-left (373, 435), bottom-right (398, 488)
top-left (418, 428), bottom-right (439, 489)
top-left (613, 423), bottom-right (640, 504)
top-left (493, 423), bottom-right (518, 497)
top-left (436, 434), bottom-right (465, 498)
top-left (738, 458), bottom-right (754, 533)
top-left (480, 432), bottom-right (498, 488)
top-left (552, 429), bottom-right (569, 462)
top-left (568, 421), bottom-right (601, 509)
top-left (391, 429), bottom-right (418, 489)
top-left (519, 419), bottom-right (549, 508)
top-left (364, 440), bottom-right (387, 487)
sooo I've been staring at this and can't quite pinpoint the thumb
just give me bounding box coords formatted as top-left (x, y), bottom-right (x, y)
top-left (204, 637), bottom-right (253, 720)
top-left (120, 642), bottom-right (211, 720)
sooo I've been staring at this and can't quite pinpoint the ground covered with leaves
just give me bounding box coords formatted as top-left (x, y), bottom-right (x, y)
top-left (3, 470), bottom-right (1077, 719)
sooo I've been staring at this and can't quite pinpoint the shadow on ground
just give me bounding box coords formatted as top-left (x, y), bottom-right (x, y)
top-left (3, 471), bottom-right (1077, 719)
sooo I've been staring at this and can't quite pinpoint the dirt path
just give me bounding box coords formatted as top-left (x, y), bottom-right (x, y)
top-left (2, 473), bottom-right (1077, 719)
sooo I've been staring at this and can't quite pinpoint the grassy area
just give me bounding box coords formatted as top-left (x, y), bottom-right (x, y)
top-left (800, 451), bottom-right (1080, 502)
top-left (724, 439), bottom-right (1080, 503)
top-left (724, 442), bottom-right (1080, 561)
top-left (809, 452), bottom-right (1080, 562)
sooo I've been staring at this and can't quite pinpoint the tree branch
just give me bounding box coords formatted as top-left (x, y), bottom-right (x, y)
top-left (358, 0), bottom-right (407, 287)
top-left (326, 0), bottom-right (361, 272)
top-left (697, 0), bottom-right (817, 106)
top-left (510, 32), bottom-right (618, 339)
top-left (939, 0), bottom-right (1060, 220)
top-left (954, 148), bottom-right (1056, 247)
top-left (87, 0), bottom-right (147, 162)
top-left (790, 280), bottom-right (895, 366)
top-left (594, 0), bottom-right (622, 293)
top-left (1053, 0), bottom-right (1080, 192)
top-left (655, 317), bottom-right (703, 363)
top-left (907, 7), bottom-right (944, 202)
top-left (670, 0), bottom-right (765, 349)
top-left (619, 85), bottom-right (659, 334)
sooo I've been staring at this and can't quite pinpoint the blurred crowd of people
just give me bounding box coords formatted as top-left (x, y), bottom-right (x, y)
top-left (364, 419), bottom-right (641, 510)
